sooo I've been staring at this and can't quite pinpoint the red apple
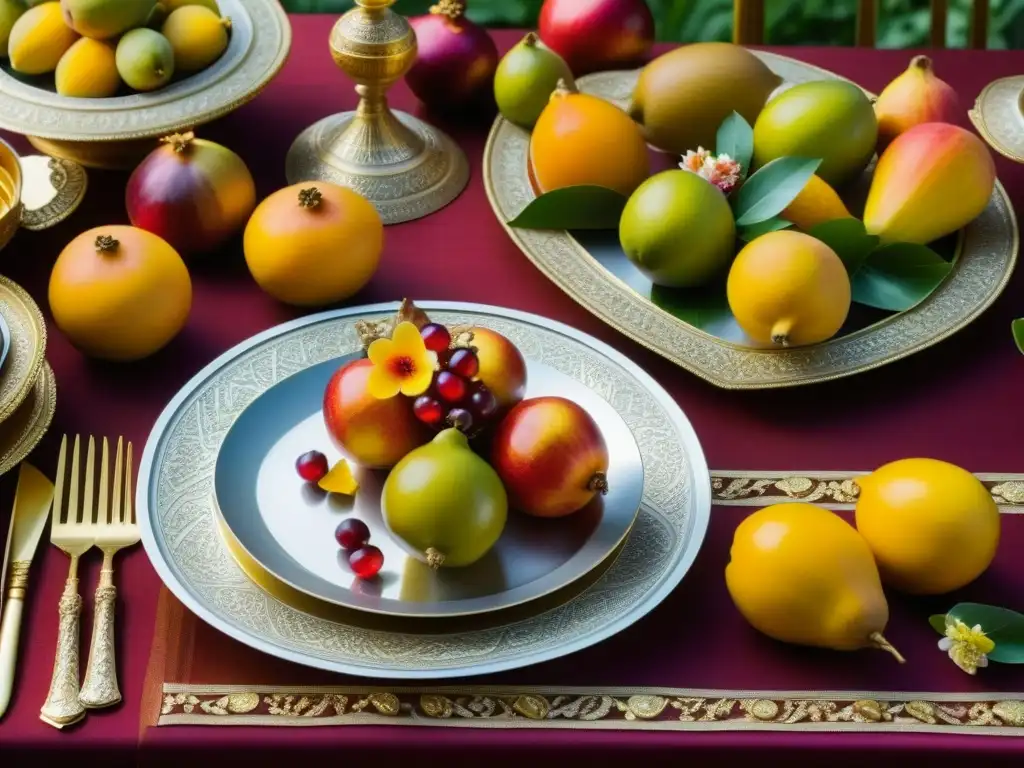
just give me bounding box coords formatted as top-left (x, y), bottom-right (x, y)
top-left (323, 359), bottom-right (430, 469)
top-left (538, 0), bottom-right (654, 76)
top-left (491, 396), bottom-right (609, 518)
top-left (468, 327), bottom-right (527, 410)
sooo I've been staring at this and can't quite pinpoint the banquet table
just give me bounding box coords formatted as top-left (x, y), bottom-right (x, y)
top-left (1, 15), bottom-right (1023, 766)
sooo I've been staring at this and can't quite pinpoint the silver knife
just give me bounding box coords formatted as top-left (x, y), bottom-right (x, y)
top-left (0, 463), bottom-right (55, 719)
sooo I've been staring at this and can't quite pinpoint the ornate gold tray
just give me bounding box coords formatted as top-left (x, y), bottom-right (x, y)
top-left (484, 54), bottom-right (1019, 390)
top-left (970, 75), bottom-right (1024, 164)
top-left (0, 0), bottom-right (291, 170)
top-left (0, 361), bottom-right (55, 476)
top-left (0, 275), bottom-right (46, 424)
top-left (138, 302), bottom-right (711, 678)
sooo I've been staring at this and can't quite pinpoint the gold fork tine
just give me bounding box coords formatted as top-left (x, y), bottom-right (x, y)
top-left (52, 436), bottom-right (67, 528)
top-left (97, 438), bottom-right (109, 526)
top-left (82, 437), bottom-right (95, 525)
top-left (125, 442), bottom-right (133, 526)
top-left (67, 436), bottom-right (79, 527)
top-left (112, 438), bottom-right (123, 526)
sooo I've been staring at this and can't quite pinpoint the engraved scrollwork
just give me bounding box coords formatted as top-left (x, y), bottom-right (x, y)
top-left (79, 585), bottom-right (121, 709)
top-left (40, 592), bottom-right (85, 727)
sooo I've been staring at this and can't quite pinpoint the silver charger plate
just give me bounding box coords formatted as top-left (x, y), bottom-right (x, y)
top-left (138, 302), bottom-right (711, 679)
top-left (214, 354), bottom-right (644, 618)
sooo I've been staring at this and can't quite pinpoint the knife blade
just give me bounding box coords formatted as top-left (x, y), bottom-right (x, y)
top-left (0, 463), bottom-right (55, 720)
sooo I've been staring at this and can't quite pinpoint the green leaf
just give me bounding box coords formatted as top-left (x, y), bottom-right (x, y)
top-left (737, 217), bottom-right (792, 242)
top-left (1013, 318), bottom-right (1024, 355)
top-left (733, 157), bottom-right (822, 227)
top-left (946, 603), bottom-right (1024, 664)
top-left (650, 284), bottom-right (733, 332)
top-left (507, 185), bottom-right (628, 231)
top-left (851, 242), bottom-right (953, 312)
top-left (929, 613), bottom-right (948, 635)
top-left (715, 111), bottom-right (754, 180)
top-left (808, 218), bottom-right (879, 275)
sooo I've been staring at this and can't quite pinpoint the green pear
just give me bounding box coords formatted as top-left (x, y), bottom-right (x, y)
top-left (494, 31), bottom-right (574, 130)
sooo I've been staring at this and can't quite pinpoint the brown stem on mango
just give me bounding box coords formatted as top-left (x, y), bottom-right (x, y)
top-left (869, 632), bottom-right (906, 664)
top-left (425, 547), bottom-right (446, 570)
top-left (909, 54), bottom-right (933, 73)
top-left (587, 472), bottom-right (609, 495)
top-left (430, 0), bottom-right (465, 19)
top-left (94, 235), bottom-right (119, 253)
top-left (298, 187), bottom-right (323, 209)
top-left (161, 131), bottom-right (195, 154)
top-left (770, 319), bottom-right (793, 347)
top-left (553, 78), bottom-right (578, 97)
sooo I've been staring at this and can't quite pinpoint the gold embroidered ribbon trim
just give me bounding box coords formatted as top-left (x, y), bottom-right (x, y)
top-left (158, 686), bottom-right (1024, 733)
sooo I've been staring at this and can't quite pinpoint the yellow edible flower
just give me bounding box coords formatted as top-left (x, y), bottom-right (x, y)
top-left (318, 459), bottom-right (359, 496)
top-left (366, 321), bottom-right (437, 399)
top-left (938, 618), bottom-right (995, 675)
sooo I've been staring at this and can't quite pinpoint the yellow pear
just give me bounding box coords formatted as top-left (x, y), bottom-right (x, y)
top-left (726, 502), bottom-right (904, 661)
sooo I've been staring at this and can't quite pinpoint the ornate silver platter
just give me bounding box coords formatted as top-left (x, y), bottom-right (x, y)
top-left (970, 75), bottom-right (1024, 164)
top-left (213, 353), bottom-right (643, 618)
top-left (484, 53), bottom-right (1019, 390)
top-left (138, 302), bottom-right (710, 679)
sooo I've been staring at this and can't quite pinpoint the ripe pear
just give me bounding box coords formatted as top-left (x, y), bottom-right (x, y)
top-left (725, 502), bottom-right (904, 661)
top-left (874, 56), bottom-right (959, 148)
top-left (494, 31), bottom-right (575, 129)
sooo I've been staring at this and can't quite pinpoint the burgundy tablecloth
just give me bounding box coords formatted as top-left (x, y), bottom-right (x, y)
top-left (0, 17), bottom-right (1023, 766)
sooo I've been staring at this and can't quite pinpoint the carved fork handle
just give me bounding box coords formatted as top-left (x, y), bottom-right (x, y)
top-left (79, 557), bottom-right (120, 708)
top-left (39, 571), bottom-right (85, 728)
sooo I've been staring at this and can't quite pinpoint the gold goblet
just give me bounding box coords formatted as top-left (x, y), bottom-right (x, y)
top-left (285, 0), bottom-right (470, 225)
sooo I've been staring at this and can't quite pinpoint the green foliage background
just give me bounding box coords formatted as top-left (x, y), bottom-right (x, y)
top-left (281, 0), bottom-right (1024, 48)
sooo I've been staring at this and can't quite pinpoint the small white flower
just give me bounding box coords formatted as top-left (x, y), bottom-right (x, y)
top-left (938, 620), bottom-right (994, 675)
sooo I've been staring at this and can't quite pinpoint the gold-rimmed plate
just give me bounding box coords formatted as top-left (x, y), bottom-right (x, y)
top-left (139, 302), bottom-right (711, 679)
top-left (213, 352), bottom-right (643, 618)
top-left (0, 275), bottom-right (46, 424)
top-left (0, 361), bottom-right (56, 476)
top-left (970, 75), bottom-right (1024, 164)
top-left (485, 55), bottom-right (1019, 390)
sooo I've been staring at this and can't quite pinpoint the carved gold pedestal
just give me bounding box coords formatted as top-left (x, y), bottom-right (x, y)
top-left (285, 0), bottom-right (469, 225)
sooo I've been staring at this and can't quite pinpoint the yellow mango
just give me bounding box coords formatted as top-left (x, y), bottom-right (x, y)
top-left (161, 4), bottom-right (228, 72)
top-left (780, 174), bottom-right (853, 232)
top-left (8, 1), bottom-right (78, 75)
top-left (56, 36), bottom-right (119, 97)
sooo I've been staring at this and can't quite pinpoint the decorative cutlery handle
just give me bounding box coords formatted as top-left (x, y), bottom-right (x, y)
top-left (40, 574), bottom-right (85, 728)
top-left (79, 566), bottom-right (120, 709)
top-left (0, 561), bottom-right (29, 719)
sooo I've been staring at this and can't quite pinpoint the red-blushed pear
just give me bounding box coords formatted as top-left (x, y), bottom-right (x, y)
top-left (864, 123), bottom-right (995, 245)
top-left (874, 55), bottom-right (960, 149)
top-left (323, 359), bottom-right (430, 470)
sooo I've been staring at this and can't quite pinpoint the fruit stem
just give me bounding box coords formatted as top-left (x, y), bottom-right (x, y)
top-left (298, 187), bottom-right (323, 209)
top-left (94, 235), bottom-right (119, 253)
top-left (522, 31), bottom-right (539, 47)
top-left (869, 632), bottom-right (906, 664)
top-left (770, 319), bottom-right (793, 347)
top-left (909, 54), bottom-right (933, 73)
top-left (429, 0), bottom-right (464, 19)
top-left (588, 472), bottom-right (609, 495)
top-left (553, 78), bottom-right (578, 99)
top-left (221, 16), bottom-right (232, 30)
top-left (161, 131), bottom-right (195, 154)
top-left (425, 547), bottom-right (445, 570)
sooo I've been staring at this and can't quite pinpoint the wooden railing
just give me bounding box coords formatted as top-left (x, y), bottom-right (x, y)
top-left (733, 0), bottom-right (990, 48)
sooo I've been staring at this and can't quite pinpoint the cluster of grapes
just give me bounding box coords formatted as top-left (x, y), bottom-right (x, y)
top-left (412, 323), bottom-right (499, 437)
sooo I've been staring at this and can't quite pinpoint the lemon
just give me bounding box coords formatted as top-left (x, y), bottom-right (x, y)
top-left (854, 458), bottom-right (1000, 595)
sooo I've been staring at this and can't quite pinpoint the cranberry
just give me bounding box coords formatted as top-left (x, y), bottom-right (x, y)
top-left (420, 323), bottom-right (451, 353)
top-left (295, 450), bottom-right (329, 482)
top-left (447, 348), bottom-right (479, 378)
top-left (349, 545), bottom-right (384, 579)
top-left (435, 371), bottom-right (467, 403)
top-left (335, 518), bottom-right (370, 551)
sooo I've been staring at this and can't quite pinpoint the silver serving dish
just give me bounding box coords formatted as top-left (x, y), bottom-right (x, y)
top-left (138, 302), bottom-right (710, 679)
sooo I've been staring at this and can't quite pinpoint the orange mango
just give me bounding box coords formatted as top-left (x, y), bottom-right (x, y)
top-left (863, 122), bottom-right (995, 245)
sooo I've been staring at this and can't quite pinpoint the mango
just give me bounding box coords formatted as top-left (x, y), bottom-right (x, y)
top-left (161, 4), bottom-right (228, 72)
top-left (629, 42), bottom-right (782, 156)
top-left (0, 0), bottom-right (26, 58)
top-left (61, 0), bottom-right (159, 40)
top-left (864, 122), bottom-right (996, 245)
top-left (753, 80), bottom-right (877, 188)
top-left (56, 36), bottom-right (119, 97)
top-left (780, 174), bottom-right (853, 232)
top-left (162, 0), bottom-right (218, 11)
top-left (115, 26), bottom-right (172, 91)
top-left (8, 2), bottom-right (78, 75)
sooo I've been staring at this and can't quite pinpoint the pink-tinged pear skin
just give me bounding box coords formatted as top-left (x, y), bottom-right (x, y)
top-left (874, 55), bottom-right (960, 148)
top-left (863, 123), bottom-right (996, 245)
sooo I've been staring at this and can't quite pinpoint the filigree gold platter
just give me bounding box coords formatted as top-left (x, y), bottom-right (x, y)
top-left (484, 54), bottom-right (1019, 390)
top-left (0, 361), bottom-right (56, 477)
top-left (0, 275), bottom-right (46, 424)
top-left (139, 302), bottom-right (710, 678)
top-left (0, 0), bottom-right (291, 170)
top-left (970, 75), bottom-right (1024, 164)
top-left (214, 354), bottom-right (643, 618)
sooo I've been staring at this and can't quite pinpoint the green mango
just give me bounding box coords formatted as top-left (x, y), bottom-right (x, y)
top-left (61, 0), bottom-right (160, 40)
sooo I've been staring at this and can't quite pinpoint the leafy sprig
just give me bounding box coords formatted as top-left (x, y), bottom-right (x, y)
top-left (930, 603), bottom-right (1024, 665)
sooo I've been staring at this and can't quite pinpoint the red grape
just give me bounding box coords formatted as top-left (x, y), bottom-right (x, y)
top-left (435, 371), bottom-right (467, 403)
top-left (413, 395), bottom-right (444, 425)
top-left (295, 450), bottom-right (328, 482)
top-left (349, 545), bottom-right (384, 579)
top-left (448, 347), bottom-right (479, 378)
top-left (335, 518), bottom-right (371, 551)
top-left (446, 407), bottom-right (474, 433)
top-left (420, 323), bottom-right (451, 353)
top-left (469, 386), bottom-right (498, 419)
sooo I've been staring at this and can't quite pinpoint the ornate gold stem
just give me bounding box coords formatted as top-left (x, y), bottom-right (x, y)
top-left (40, 555), bottom-right (85, 728)
top-left (79, 550), bottom-right (121, 709)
